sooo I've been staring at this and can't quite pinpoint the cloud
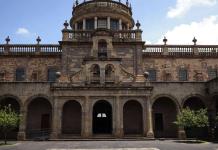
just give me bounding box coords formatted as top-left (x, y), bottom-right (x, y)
top-left (167, 0), bottom-right (217, 18)
top-left (156, 16), bottom-right (218, 44)
top-left (16, 28), bottom-right (30, 36)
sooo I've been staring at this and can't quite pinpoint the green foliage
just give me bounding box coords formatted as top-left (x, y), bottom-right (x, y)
top-left (175, 108), bottom-right (209, 128)
top-left (0, 105), bottom-right (19, 144)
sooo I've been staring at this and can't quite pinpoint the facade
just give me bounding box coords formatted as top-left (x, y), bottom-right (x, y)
top-left (0, 0), bottom-right (218, 140)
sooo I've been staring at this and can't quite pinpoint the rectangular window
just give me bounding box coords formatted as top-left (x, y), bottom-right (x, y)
top-left (77, 22), bottom-right (83, 30)
top-left (155, 113), bottom-right (164, 131)
top-left (110, 19), bottom-right (119, 30)
top-left (86, 19), bottom-right (94, 30)
top-left (98, 19), bottom-right (107, 29)
top-left (208, 69), bottom-right (217, 80)
top-left (147, 69), bottom-right (157, 81)
top-left (179, 69), bottom-right (188, 81)
top-left (48, 68), bottom-right (57, 82)
top-left (16, 68), bottom-right (25, 81)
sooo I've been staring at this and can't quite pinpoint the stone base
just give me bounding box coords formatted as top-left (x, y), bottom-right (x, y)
top-left (17, 132), bottom-right (26, 141)
top-left (147, 131), bottom-right (154, 138)
top-left (178, 130), bottom-right (186, 140)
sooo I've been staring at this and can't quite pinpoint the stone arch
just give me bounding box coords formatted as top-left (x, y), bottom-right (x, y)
top-left (151, 94), bottom-right (180, 111)
top-left (92, 100), bottom-right (112, 134)
top-left (0, 94), bottom-right (21, 139)
top-left (26, 96), bottom-right (52, 139)
top-left (123, 100), bottom-right (143, 135)
top-left (182, 94), bottom-right (208, 138)
top-left (152, 96), bottom-right (178, 138)
top-left (182, 94), bottom-right (206, 110)
top-left (62, 100), bottom-right (82, 135)
top-left (90, 64), bottom-right (100, 83)
top-left (24, 94), bottom-right (52, 109)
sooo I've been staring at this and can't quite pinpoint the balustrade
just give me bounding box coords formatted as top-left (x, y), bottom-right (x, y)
top-left (0, 45), bottom-right (61, 55)
top-left (143, 45), bottom-right (218, 57)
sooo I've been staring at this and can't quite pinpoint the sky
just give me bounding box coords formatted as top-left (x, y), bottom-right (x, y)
top-left (0, 0), bottom-right (218, 44)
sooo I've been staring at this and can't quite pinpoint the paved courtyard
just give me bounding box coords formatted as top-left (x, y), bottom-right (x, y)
top-left (0, 140), bottom-right (218, 150)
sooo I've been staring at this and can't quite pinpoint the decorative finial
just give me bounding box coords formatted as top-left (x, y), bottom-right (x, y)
top-left (129, 3), bottom-right (132, 10)
top-left (76, 0), bottom-right (79, 5)
top-left (192, 37), bottom-right (197, 45)
top-left (136, 20), bottom-right (141, 29)
top-left (119, 0), bottom-right (121, 3)
top-left (63, 20), bottom-right (69, 29)
top-left (126, 0), bottom-right (129, 6)
top-left (5, 36), bottom-right (10, 44)
top-left (163, 36), bottom-right (168, 45)
top-left (36, 36), bottom-right (41, 44)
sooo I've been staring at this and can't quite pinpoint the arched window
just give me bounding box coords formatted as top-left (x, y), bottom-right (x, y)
top-left (98, 40), bottom-right (107, 58)
top-left (105, 64), bottom-right (115, 83)
top-left (91, 64), bottom-right (100, 83)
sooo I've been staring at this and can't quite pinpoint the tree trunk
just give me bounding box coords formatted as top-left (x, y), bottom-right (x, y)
top-left (4, 132), bottom-right (7, 145)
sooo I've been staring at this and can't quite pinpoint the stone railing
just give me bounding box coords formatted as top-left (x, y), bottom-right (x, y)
top-left (73, 0), bottom-right (132, 16)
top-left (0, 44), bottom-right (62, 55)
top-left (62, 29), bottom-right (142, 42)
top-left (143, 45), bottom-right (218, 57)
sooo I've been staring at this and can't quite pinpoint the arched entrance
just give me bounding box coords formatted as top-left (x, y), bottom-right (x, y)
top-left (214, 95), bottom-right (218, 138)
top-left (62, 100), bottom-right (82, 135)
top-left (26, 97), bottom-right (52, 139)
top-left (152, 97), bottom-right (178, 138)
top-left (0, 97), bottom-right (20, 139)
top-left (183, 96), bottom-right (207, 138)
top-left (183, 96), bottom-right (205, 110)
top-left (93, 100), bottom-right (112, 134)
top-left (123, 100), bottom-right (143, 135)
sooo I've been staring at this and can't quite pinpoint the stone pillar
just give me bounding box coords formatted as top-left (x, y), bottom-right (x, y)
top-left (75, 23), bottom-right (78, 30)
top-left (50, 98), bottom-right (61, 139)
top-left (17, 106), bottom-right (27, 140)
top-left (127, 23), bottom-right (130, 30)
top-left (146, 98), bottom-right (154, 138)
top-left (94, 17), bottom-right (98, 29)
top-left (177, 108), bottom-right (186, 140)
top-left (83, 19), bottom-right (86, 30)
top-left (119, 19), bottom-right (122, 30)
top-left (107, 17), bottom-right (111, 30)
top-left (82, 96), bottom-right (92, 138)
top-left (115, 96), bottom-right (123, 138)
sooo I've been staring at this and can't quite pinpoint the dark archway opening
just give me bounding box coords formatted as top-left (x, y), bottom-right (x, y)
top-left (183, 97), bottom-right (207, 138)
top-left (152, 97), bottom-right (177, 138)
top-left (0, 97), bottom-right (20, 139)
top-left (62, 100), bottom-right (82, 135)
top-left (215, 96), bottom-right (218, 139)
top-left (93, 100), bottom-right (112, 134)
top-left (26, 97), bottom-right (52, 139)
top-left (123, 100), bottom-right (143, 135)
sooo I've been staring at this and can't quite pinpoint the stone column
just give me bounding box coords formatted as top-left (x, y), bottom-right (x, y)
top-left (177, 108), bottom-right (186, 140)
top-left (82, 96), bottom-right (92, 138)
top-left (127, 23), bottom-right (130, 30)
top-left (119, 19), bottom-right (122, 30)
top-left (75, 23), bottom-right (78, 30)
top-left (115, 96), bottom-right (123, 138)
top-left (83, 19), bottom-right (86, 30)
top-left (17, 106), bottom-right (27, 140)
top-left (107, 17), bottom-right (111, 30)
top-left (50, 98), bottom-right (61, 139)
top-left (146, 98), bottom-right (154, 138)
top-left (94, 17), bottom-right (98, 29)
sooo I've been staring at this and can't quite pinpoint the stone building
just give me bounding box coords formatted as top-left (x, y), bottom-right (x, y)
top-left (0, 0), bottom-right (218, 140)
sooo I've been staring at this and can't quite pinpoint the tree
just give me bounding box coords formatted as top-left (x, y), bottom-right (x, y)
top-left (175, 108), bottom-right (209, 138)
top-left (0, 105), bottom-right (19, 145)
